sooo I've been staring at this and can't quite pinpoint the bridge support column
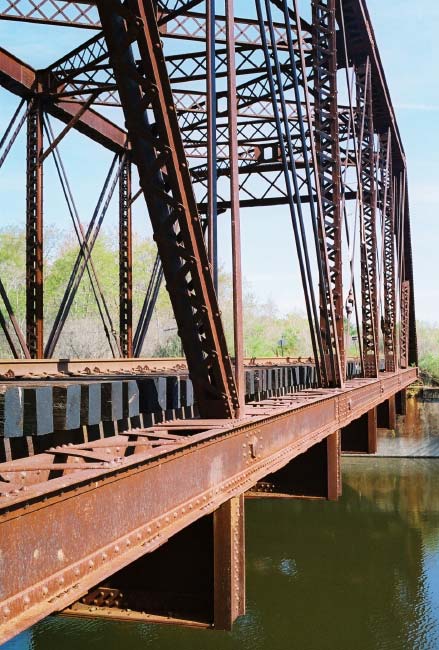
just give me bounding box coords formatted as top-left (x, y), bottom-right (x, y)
top-left (377, 396), bottom-right (396, 430)
top-left (249, 433), bottom-right (340, 501)
top-left (395, 389), bottom-right (407, 416)
top-left (341, 407), bottom-right (377, 454)
top-left (61, 496), bottom-right (245, 630)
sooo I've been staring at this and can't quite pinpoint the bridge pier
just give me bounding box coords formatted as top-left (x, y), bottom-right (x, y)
top-left (341, 408), bottom-right (377, 454)
top-left (377, 396), bottom-right (396, 430)
top-left (61, 495), bottom-right (245, 631)
top-left (249, 432), bottom-right (340, 501)
top-left (395, 389), bottom-right (407, 416)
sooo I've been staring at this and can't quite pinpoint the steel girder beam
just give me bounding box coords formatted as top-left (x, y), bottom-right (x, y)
top-left (0, 0), bottom-right (408, 170)
top-left (119, 157), bottom-right (133, 358)
top-left (400, 280), bottom-right (410, 369)
top-left (0, 1), bottom-right (417, 376)
top-left (0, 47), bottom-right (126, 152)
top-left (312, 0), bottom-right (344, 385)
top-left (0, 2), bottom-right (312, 48)
top-left (356, 61), bottom-right (378, 378)
top-left (337, 0), bottom-right (405, 172)
top-left (402, 187), bottom-right (418, 367)
top-left (0, 368), bottom-right (417, 644)
top-left (26, 99), bottom-right (44, 358)
top-left (379, 131), bottom-right (396, 372)
top-left (96, 0), bottom-right (238, 418)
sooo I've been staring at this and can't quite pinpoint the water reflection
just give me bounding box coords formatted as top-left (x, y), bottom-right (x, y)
top-left (4, 401), bottom-right (439, 650)
top-left (378, 398), bottom-right (439, 457)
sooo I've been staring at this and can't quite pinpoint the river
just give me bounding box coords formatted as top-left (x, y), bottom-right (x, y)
top-left (4, 397), bottom-right (439, 650)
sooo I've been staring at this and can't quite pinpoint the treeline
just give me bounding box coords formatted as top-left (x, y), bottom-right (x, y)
top-left (0, 227), bottom-right (312, 359)
top-left (417, 321), bottom-right (439, 382)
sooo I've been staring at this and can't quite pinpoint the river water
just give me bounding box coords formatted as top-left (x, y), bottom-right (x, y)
top-left (5, 398), bottom-right (439, 650)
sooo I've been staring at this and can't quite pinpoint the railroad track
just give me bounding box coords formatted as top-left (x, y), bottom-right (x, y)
top-left (0, 356), bottom-right (318, 380)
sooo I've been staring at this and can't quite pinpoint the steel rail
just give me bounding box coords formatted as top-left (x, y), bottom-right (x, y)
top-left (0, 356), bottom-right (323, 379)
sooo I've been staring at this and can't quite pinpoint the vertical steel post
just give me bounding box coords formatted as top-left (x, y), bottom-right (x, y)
top-left (400, 280), bottom-right (410, 369)
top-left (379, 131), bottom-right (396, 372)
top-left (26, 98), bottom-right (43, 359)
top-left (213, 495), bottom-right (245, 629)
top-left (119, 155), bottom-right (133, 357)
top-left (312, 0), bottom-right (345, 385)
top-left (206, 0), bottom-right (218, 293)
top-left (226, 0), bottom-right (245, 415)
top-left (402, 180), bottom-right (418, 366)
top-left (356, 61), bottom-right (378, 377)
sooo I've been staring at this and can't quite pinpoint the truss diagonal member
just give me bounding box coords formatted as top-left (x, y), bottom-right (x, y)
top-left (311, 0), bottom-right (345, 385)
top-left (401, 179), bottom-right (417, 367)
top-left (133, 253), bottom-right (163, 357)
top-left (356, 60), bottom-right (378, 377)
top-left (44, 151), bottom-right (122, 358)
top-left (379, 130), bottom-right (396, 372)
top-left (0, 277), bottom-right (31, 358)
top-left (96, 0), bottom-right (238, 418)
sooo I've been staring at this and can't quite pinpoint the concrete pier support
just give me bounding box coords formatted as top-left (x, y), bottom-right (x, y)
top-left (250, 433), bottom-right (341, 501)
top-left (395, 388), bottom-right (407, 416)
top-left (341, 407), bottom-right (377, 454)
top-left (61, 495), bottom-right (245, 630)
top-left (377, 395), bottom-right (396, 429)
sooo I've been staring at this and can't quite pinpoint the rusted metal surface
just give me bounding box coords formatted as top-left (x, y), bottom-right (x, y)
top-left (62, 494), bottom-right (245, 630)
top-left (0, 1), bottom-right (417, 384)
top-left (213, 495), bottom-right (245, 629)
top-left (341, 407), bottom-right (377, 454)
top-left (119, 157), bottom-right (133, 358)
top-left (312, 0), bottom-right (344, 387)
top-left (226, 0), bottom-right (245, 416)
top-left (0, 356), bottom-right (318, 380)
top-left (356, 59), bottom-right (378, 378)
top-left (400, 280), bottom-right (410, 370)
top-left (26, 98), bottom-right (44, 359)
top-left (379, 130), bottom-right (396, 372)
top-left (0, 368), bottom-right (416, 643)
top-left (0, 1), bottom-right (419, 642)
top-left (96, 0), bottom-right (238, 418)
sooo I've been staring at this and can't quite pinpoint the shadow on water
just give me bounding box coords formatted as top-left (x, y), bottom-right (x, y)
top-left (5, 400), bottom-right (439, 650)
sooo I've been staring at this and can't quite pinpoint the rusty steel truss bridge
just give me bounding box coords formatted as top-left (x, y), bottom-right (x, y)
top-left (0, 0), bottom-right (417, 643)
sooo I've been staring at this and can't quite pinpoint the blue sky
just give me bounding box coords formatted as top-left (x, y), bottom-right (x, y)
top-left (0, 1), bottom-right (437, 323)
top-left (221, 0), bottom-right (439, 324)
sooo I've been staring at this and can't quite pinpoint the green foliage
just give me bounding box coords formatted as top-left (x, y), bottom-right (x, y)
top-left (0, 226), bottom-right (312, 359)
top-left (0, 226), bottom-right (26, 319)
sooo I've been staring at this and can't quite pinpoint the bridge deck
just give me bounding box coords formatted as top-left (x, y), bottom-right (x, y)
top-left (0, 367), bottom-right (416, 643)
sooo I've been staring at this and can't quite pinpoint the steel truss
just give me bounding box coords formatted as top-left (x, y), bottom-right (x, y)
top-left (0, 0), bottom-right (420, 643)
top-left (0, 0), bottom-right (418, 384)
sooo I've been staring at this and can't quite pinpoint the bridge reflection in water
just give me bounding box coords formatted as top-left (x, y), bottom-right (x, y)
top-left (6, 400), bottom-right (439, 650)
top-left (378, 397), bottom-right (439, 457)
